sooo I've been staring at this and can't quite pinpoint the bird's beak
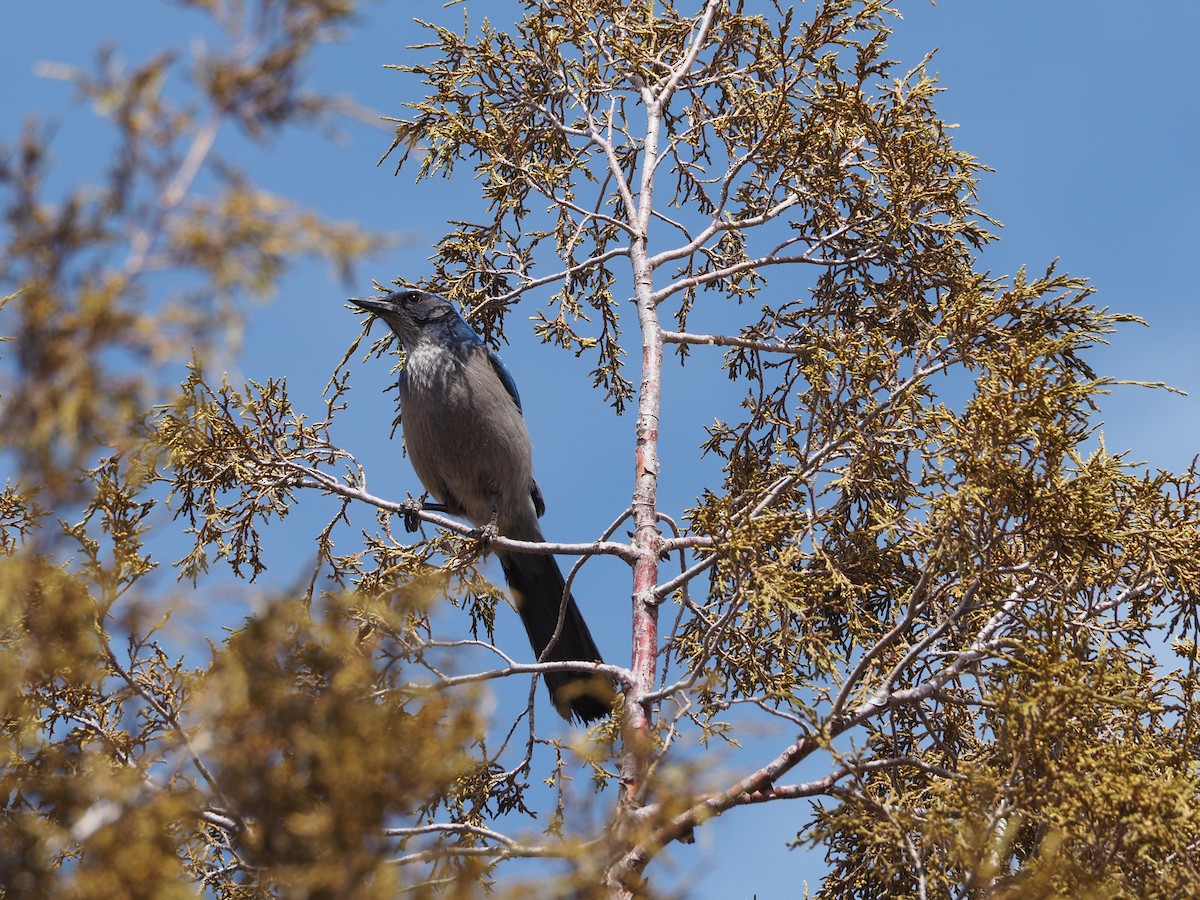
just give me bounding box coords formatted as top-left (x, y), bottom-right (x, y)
top-left (348, 295), bottom-right (393, 315)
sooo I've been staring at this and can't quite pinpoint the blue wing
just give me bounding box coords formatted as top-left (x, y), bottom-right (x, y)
top-left (484, 347), bottom-right (545, 517)
top-left (487, 349), bottom-right (524, 413)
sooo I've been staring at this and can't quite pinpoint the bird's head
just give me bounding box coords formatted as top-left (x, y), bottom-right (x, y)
top-left (348, 288), bottom-right (464, 347)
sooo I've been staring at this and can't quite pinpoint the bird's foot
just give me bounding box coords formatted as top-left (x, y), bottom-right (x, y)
top-left (401, 496), bottom-right (452, 532)
top-left (471, 504), bottom-right (501, 549)
top-left (470, 520), bottom-right (499, 550)
top-left (400, 498), bottom-right (422, 532)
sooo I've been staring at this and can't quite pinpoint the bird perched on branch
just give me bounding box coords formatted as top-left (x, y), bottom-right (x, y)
top-left (349, 288), bottom-right (614, 724)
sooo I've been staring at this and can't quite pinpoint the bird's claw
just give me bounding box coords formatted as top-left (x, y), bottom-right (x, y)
top-left (470, 521), bottom-right (499, 549)
top-left (471, 502), bottom-right (502, 550)
top-left (400, 498), bottom-right (423, 533)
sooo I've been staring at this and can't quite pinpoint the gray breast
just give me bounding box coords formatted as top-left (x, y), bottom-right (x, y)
top-left (400, 345), bottom-right (535, 530)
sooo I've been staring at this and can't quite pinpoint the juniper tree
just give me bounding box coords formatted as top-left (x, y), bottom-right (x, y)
top-left (3, 1), bottom-right (1199, 897)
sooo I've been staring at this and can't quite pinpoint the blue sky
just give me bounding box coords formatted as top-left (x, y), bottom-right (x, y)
top-left (2, 1), bottom-right (1198, 896)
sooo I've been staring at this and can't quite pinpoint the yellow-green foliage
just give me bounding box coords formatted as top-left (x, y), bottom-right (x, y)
top-left (2, 1), bottom-right (1198, 897)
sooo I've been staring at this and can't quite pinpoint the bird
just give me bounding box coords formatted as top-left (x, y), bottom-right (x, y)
top-left (349, 287), bottom-right (614, 724)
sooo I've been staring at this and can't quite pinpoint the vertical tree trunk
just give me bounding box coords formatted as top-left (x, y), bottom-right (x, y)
top-left (610, 92), bottom-right (666, 897)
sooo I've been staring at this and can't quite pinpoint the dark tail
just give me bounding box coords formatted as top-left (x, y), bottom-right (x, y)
top-left (497, 548), bottom-right (614, 724)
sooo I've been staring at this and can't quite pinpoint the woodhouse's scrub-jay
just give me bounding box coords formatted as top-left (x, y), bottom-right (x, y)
top-left (349, 289), bottom-right (613, 724)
